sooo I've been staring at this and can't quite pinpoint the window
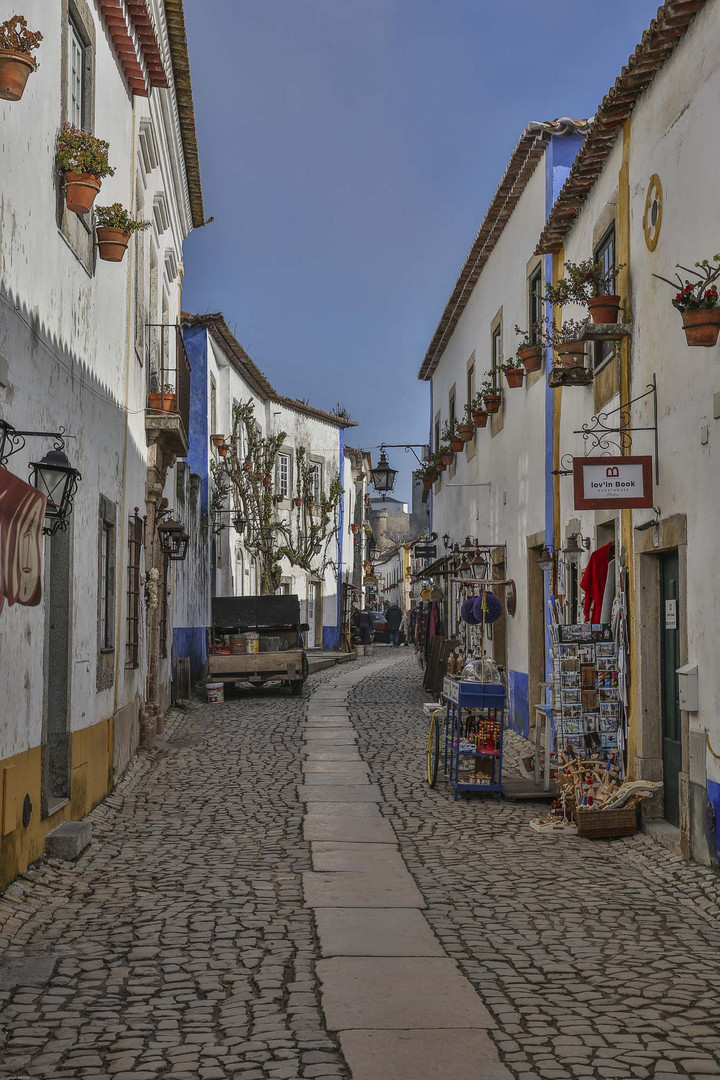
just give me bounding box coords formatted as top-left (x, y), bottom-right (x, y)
top-left (491, 325), bottom-right (503, 388)
top-left (467, 363), bottom-right (475, 411)
top-left (100, 523), bottom-right (112, 650)
top-left (126, 511), bottom-right (143, 669)
top-left (434, 418), bottom-right (440, 452)
top-left (449, 389), bottom-right (456, 428)
top-left (529, 266), bottom-right (543, 343)
top-left (68, 16), bottom-right (86, 128)
top-left (277, 452), bottom-right (291, 498)
top-left (210, 375), bottom-right (217, 435)
top-left (311, 462), bottom-right (322, 503)
top-left (594, 225), bottom-right (616, 371)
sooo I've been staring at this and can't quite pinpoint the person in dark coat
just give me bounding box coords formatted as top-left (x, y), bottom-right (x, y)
top-left (356, 607), bottom-right (373, 649)
top-left (385, 603), bottom-right (403, 648)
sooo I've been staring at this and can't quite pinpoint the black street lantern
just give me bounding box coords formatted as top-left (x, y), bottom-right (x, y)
top-left (370, 447), bottom-right (397, 499)
top-left (29, 445), bottom-right (82, 536)
top-left (232, 513), bottom-right (246, 536)
top-left (157, 518), bottom-right (190, 561)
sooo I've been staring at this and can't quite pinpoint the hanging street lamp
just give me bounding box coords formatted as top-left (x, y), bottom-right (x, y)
top-left (28, 443), bottom-right (82, 536)
top-left (157, 518), bottom-right (190, 561)
top-left (369, 447), bottom-right (398, 500)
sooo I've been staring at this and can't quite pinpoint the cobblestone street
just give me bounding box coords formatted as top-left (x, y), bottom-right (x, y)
top-left (2, 653), bottom-right (720, 1079)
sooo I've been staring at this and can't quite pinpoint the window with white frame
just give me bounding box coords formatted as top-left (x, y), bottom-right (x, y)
top-left (68, 16), bottom-right (86, 128)
top-left (311, 462), bottom-right (322, 503)
top-left (276, 452), bottom-right (291, 498)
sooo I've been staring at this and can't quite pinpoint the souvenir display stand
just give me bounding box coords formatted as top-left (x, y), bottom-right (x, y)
top-left (441, 675), bottom-right (506, 799)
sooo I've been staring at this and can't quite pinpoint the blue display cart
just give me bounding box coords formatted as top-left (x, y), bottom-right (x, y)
top-left (442, 676), bottom-right (506, 799)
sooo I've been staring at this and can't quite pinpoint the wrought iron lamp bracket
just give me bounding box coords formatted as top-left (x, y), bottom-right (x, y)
top-left (569, 374), bottom-right (659, 483)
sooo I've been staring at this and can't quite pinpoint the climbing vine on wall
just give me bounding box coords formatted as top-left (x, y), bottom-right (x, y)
top-left (274, 446), bottom-right (343, 579)
top-left (214, 401), bottom-right (344, 593)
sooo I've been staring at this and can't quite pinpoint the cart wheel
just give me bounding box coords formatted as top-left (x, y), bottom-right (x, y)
top-left (426, 712), bottom-right (441, 788)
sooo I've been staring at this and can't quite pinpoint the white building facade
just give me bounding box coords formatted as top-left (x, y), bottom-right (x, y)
top-left (0, 0), bottom-right (203, 887)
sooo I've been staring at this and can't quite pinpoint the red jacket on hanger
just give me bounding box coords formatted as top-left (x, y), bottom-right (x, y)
top-left (580, 541), bottom-right (614, 623)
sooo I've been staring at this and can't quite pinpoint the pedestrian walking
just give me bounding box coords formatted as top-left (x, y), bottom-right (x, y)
top-left (355, 607), bottom-right (374, 655)
top-left (385, 602), bottom-right (403, 648)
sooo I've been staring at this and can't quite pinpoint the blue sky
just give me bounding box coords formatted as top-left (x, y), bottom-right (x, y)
top-left (182, 0), bottom-right (660, 499)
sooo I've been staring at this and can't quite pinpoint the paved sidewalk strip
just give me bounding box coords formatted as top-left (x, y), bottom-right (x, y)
top-left (302, 662), bottom-right (512, 1080)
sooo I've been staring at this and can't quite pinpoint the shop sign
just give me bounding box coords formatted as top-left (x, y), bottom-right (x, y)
top-left (573, 456), bottom-right (654, 510)
top-left (665, 599), bottom-right (677, 630)
top-left (414, 545), bottom-right (437, 559)
top-left (364, 574), bottom-right (377, 586)
top-left (0, 467), bottom-right (47, 613)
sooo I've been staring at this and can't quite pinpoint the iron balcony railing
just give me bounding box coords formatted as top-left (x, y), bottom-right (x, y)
top-left (146, 323), bottom-right (191, 440)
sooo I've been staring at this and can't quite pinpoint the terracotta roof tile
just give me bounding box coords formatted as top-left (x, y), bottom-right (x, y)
top-left (181, 313), bottom-right (356, 428)
top-left (536, 0), bottom-right (706, 255)
top-left (163, 0), bottom-right (205, 229)
top-left (418, 118), bottom-right (590, 381)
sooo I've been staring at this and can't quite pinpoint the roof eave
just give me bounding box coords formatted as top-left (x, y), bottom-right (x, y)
top-left (163, 0), bottom-right (205, 230)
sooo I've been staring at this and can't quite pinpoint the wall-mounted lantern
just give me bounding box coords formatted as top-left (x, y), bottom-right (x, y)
top-left (157, 518), bottom-right (190, 561)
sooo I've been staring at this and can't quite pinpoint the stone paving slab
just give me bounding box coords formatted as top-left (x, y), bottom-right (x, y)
top-left (299, 784), bottom-right (382, 803)
top-left (303, 729), bottom-right (358, 742)
top-left (315, 907), bottom-right (445, 957)
top-left (306, 718), bottom-right (354, 727)
top-left (302, 771), bottom-right (372, 787)
top-left (303, 809), bottom-right (398, 844)
top-left (303, 759), bottom-right (369, 774)
top-left (303, 746), bottom-right (362, 761)
top-left (311, 841), bottom-right (405, 872)
top-left (303, 869), bottom-right (425, 908)
top-left (317, 957), bottom-right (494, 1030)
top-left (339, 1029), bottom-right (513, 1080)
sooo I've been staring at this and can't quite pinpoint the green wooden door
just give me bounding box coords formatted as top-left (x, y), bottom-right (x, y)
top-left (660, 551), bottom-right (681, 827)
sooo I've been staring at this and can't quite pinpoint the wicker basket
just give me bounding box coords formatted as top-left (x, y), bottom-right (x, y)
top-left (574, 805), bottom-right (638, 839)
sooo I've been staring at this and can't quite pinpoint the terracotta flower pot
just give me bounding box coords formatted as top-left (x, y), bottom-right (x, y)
top-left (96, 226), bottom-right (130, 262)
top-left (148, 392), bottom-right (177, 413)
top-left (441, 451), bottom-right (454, 465)
top-left (211, 434), bottom-right (225, 448)
top-left (472, 410), bottom-right (488, 428)
top-left (0, 49), bottom-right (36, 101)
top-left (218, 445), bottom-right (228, 458)
top-left (65, 172), bottom-right (102, 215)
top-left (350, 523), bottom-right (360, 534)
top-left (555, 341), bottom-right (586, 369)
top-left (518, 345), bottom-right (542, 372)
top-left (423, 478), bottom-right (433, 491)
top-left (450, 436), bottom-right (464, 452)
top-left (504, 367), bottom-right (525, 389)
top-left (294, 498), bottom-right (303, 507)
top-left (681, 308), bottom-right (720, 347)
top-left (458, 423), bottom-right (474, 442)
top-left (588, 294), bottom-right (621, 324)
top-left (436, 460), bottom-right (447, 473)
top-left (483, 393), bottom-right (502, 414)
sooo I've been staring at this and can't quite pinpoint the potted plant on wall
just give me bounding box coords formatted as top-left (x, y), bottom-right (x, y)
top-left (544, 258), bottom-right (625, 324)
top-left (654, 257), bottom-right (720, 346)
top-left (433, 447), bottom-right (450, 472)
top-left (419, 461), bottom-right (438, 490)
top-left (148, 375), bottom-right (176, 413)
top-left (549, 319), bottom-right (588, 369)
top-left (458, 404), bottom-right (475, 442)
top-left (442, 419), bottom-right (464, 454)
top-left (499, 359), bottom-right (525, 389)
top-left (481, 375), bottom-right (502, 414)
top-left (56, 122), bottom-right (115, 215)
top-left (514, 322), bottom-right (547, 372)
top-left (469, 392), bottom-right (488, 428)
top-left (94, 203), bottom-right (149, 262)
top-left (0, 14), bottom-right (42, 101)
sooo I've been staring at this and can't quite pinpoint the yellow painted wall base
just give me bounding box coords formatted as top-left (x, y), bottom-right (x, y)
top-left (0, 716), bottom-right (113, 890)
